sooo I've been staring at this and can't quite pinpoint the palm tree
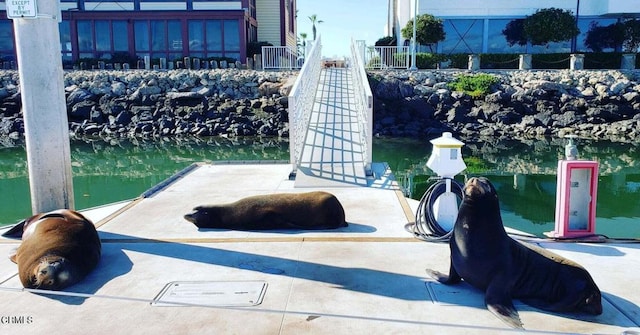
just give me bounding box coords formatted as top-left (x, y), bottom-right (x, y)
top-left (308, 14), bottom-right (323, 40)
top-left (299, 32), bottom-right (308, 53)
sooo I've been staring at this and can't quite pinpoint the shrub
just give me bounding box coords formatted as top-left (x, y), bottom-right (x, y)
top-left (447, 74), bottom-right (500, 98)
top-left (416, 53), bottom-right (449, 69)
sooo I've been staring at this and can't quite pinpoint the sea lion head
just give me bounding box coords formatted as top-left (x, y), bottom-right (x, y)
top-left (463, 177), bottom-right (497, 199)
top-left (184, 206), bottom-right (222, 228)
top-left (570, 279), bottom-right (603, 315)
top-left (29, 255), bottom-right (76, 290)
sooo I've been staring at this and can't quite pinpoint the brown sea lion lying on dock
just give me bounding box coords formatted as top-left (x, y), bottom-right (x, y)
top-left (426, 177), bottom-right (602, 329)
top-left (184, 191), bottom-right (347, 230)
top-left (6, 209), bottom-right (101, 290)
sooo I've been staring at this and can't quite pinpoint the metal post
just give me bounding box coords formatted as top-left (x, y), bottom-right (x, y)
top-left (410, 0), bottom-right (418, 71)
top-left (571, 0), bottom-right (580, 53)
top-left (12, 0), bottom-right (75, 213)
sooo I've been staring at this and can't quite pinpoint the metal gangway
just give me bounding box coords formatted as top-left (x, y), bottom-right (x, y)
top-left (288, 37), bottom-right (374, 187)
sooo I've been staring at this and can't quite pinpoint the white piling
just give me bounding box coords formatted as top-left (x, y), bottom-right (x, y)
top-left (12, 0), bottom-right (74, 213)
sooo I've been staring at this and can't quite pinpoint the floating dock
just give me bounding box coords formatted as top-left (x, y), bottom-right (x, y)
top-left (0, 162), bottom-right (638, 334)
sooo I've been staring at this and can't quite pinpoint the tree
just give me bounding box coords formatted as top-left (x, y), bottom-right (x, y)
top-left (584, 22), bottom-right (625, 52)
top-left (622, 19), bottom-right (640, 52)
top-left (401, 14), bottom-right (445, 52)
top-left (308, 14), bottom-right (323, 40)
top-left (502, 19), bottom-right (527, 47)
top-left (585, 19), bottom-right (640, 52)
top-left (522, 8), bottom-right (579, 46)
top-left (375, 36), bottom-right (396, 46)
top-left (298, 32), bottom-right (308, 58)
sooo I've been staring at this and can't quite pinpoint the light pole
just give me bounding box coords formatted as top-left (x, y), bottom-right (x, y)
top-left (410, 0), bottom-right (418, 70)
top-left (571, 0), bottom-right (580, 53)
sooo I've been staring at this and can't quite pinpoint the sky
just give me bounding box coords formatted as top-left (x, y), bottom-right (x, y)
top-left (296, 0), bottom-right (389, 59)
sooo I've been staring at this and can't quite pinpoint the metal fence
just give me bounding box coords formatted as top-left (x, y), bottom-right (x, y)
top-left (350, 38), bottom-right (374, 175)
top-left (362, 45), bottom-right (410, 70)
top-left (261, 46), bottom-right (302, 70)
top-left (287, 35), bottom-right (322, 172)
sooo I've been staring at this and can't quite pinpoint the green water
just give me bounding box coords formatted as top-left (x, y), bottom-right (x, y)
top-left (1, 136), bottom-right (639, 238)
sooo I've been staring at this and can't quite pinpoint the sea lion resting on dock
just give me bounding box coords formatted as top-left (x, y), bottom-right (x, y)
top-left (426, 177), bottom-right (602, 329)
top-left (184, 191), bottom-right (347, 230)
top-left (6, 209), bottom-right (101, 290)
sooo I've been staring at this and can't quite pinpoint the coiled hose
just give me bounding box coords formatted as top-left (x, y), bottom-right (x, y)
top-left (409, 177), bottom-right (464, 242)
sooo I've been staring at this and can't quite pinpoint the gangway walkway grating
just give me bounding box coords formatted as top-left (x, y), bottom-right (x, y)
top-left (293, 67), bottom-right (369, 187)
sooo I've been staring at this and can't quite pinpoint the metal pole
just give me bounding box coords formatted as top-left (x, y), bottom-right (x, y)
top-left (13, 0), bottom-right (75, 213)
top-left (571, 0), bottom-right (580, 53)
top-left (410, 0), bottom-right (418, 70)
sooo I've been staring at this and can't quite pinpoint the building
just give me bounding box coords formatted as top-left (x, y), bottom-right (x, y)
top-left (0, 0), bottom-right (297, 67)
top-left (389, 0), bottom-right (640, 54)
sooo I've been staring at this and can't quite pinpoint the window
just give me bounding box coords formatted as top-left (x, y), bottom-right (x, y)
top-left (188, 19), bottom-right (241, 60)
top-left (77, 21), bottom-right (94, 51)
top-left (59, 21), bottom-right (71, 64)
top-left (206, 20), bottom-right (222, 51)
top-left (487, 19), bottom-right (527, 54)
top-left (135, 21), bottom-right (150, 53)
top-left (440, 19), bottom-right (483, 54)
top-left (576, 18), bottom-right (618, 52)
top-left (151, 21), bottom-right (167, 51)
top-left (113, 21), bottom-right (128, 52)
top-left (96, 21), bottom-right (111, 52)
top-left (223, 20), bottom-right (239, 51)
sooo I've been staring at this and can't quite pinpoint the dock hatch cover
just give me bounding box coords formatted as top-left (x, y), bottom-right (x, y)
top-left (151, 281), bottom-right (267, 307)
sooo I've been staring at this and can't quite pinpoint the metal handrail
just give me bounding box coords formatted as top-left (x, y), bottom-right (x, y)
top-left (363, 46), bottom-right (410, 70)
top-left (350, 38), bottom-right (373, 175)
top-left (287, 35), bottom-right (322, 173)
top-left (261, 46), bottom-right (301, 70)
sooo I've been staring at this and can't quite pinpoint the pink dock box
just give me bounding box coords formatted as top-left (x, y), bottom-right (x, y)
top-left (551, 160), bottom-right (599, 238)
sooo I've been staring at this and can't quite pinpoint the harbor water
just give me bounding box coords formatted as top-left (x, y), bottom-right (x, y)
top-left (1, 136), bottom-right (639, 238)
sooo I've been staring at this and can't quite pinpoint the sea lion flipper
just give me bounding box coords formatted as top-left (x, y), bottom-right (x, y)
top-left (487, 301), bottom-right (523, 329)
top-left (9, 247), bottom-right (17, 263)
top-left (485, 283), bottom-right (523, 329)
top-left (1, 219), bottom-right (26, 238)
top-left (425, 263), bottom-right (462, 285)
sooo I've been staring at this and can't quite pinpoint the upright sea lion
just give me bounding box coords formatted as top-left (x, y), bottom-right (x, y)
top-left (8, 209), bottom-right (101, 290)
top-left (184, 191), bottom-right (347, 230)
top-left (426, 177), bottom-right (602, 329)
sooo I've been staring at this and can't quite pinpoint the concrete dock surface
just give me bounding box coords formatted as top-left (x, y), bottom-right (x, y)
top-left (0, 163), bottom-right (638, 334)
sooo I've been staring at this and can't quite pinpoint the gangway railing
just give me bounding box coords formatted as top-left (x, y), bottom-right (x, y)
top-left (262, 46), bottom-right (302, 70)
top-left (287, 35), bottom-right (322, 173)
top-left (361, 45), bottom-right (410, 70)
top-left (350, 38), bottom-right (373, 175)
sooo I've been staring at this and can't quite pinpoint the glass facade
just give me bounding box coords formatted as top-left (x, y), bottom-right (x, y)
top-left (431, 17), bottom-right (627, 54)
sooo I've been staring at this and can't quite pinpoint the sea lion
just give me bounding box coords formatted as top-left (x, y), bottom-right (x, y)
top-left (425, 177), bottom-right (602, 329)
top-left (184, 191), bottom-right (347, 230)
top-left (7, 209), bottom-right (101, 290)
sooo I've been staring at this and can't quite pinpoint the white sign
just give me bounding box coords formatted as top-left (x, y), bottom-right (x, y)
top-left (6, 0), bottom-right (38, 19)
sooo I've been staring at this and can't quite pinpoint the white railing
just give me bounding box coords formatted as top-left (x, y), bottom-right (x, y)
top-left (287, 35), bottom-right (322, 172)
top-left (362, 45), bottom-right (410, 70)
top-left (261, 46), bottom-right (302, 70)
top-left (350, 38), bottom-right (374, 175)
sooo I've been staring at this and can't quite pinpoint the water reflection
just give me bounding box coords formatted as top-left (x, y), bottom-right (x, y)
top-left (1, 136), bottom-right (639, 238)
top-left (0, 137), bottom-right (289, 226)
